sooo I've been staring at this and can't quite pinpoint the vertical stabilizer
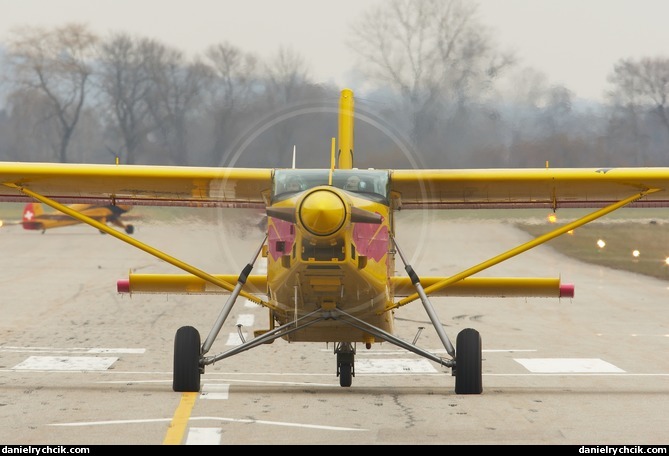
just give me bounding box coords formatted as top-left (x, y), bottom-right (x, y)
top-left (337, 88), bottom-right (354, 169)
top-left (22, 203), bottom-right (44, 230)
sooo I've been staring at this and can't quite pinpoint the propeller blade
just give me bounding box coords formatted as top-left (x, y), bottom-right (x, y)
top-left (350, 207), bottom-right (382, 224)
top-left (266, 206), bottom-right (296, 223)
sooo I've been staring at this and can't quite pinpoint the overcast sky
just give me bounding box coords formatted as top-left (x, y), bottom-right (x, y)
top-left (1, 0), bottom-right (668, 102)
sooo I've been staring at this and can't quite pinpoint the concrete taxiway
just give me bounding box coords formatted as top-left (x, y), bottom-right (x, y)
top-left (0, 209), bottom-right (667, 445)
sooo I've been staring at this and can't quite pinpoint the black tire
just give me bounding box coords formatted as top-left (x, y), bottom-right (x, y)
top-left (173, 325), bottom-right (201, 392)
top-left (339, 363), bottom-right (353, 387)
top-left (125, 224), bottom-right (134, 235)
top-left (454, 328), bottom-right (483, 395)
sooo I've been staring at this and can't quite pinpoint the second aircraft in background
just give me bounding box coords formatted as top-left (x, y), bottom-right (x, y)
top-left (1, 202), bottom-right (136, 234)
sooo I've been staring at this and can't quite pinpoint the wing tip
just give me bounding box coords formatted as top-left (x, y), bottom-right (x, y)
top-left (560, 283), bottom-right (575, 298)
top-left (117, 279), bottom-right (130, 294)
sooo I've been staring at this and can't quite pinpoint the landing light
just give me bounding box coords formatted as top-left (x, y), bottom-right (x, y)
top-left (632, 250), bottom-right (640, 258)
top-left (665, 257), bottom-right (669, 266)
top-left (597, 239), bottom-right (606, 249)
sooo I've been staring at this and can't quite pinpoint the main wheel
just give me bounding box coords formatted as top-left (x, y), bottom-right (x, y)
top-left (454, 328), bottom-right (482, 394)
top-left (173, 325), bottom-right (201, 392)
top-left (125, 224), bottom-right (134, 234)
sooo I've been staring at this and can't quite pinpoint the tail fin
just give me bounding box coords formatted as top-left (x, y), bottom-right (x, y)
top-left (337, 88), bottom-right (354, 169)
top-left (22, 203), bottom-right (44, 230)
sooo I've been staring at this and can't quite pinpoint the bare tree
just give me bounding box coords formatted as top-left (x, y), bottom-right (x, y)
top-left (259, 46), bottom-right (319, 167)
top-left (608, 57), bottom-right (669, 130)
top-left (4, 23), bottom-right (98, 162)
top-left (264, 47), bottom-right (311, 105)
top-left (606, 57), bottom-right (669, 164)
top-left (202, 42), bottom-right (259, 166)
top-left (142, 42), bottom-right (210, 165)
top-left (348, 0), bottom-right (514, 153)
top-left (2, 89), bottom-right (57, 161)
top-left (95, 33), bottom-right (157, 164)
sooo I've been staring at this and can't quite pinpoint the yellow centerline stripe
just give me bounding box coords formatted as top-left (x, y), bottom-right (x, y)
top-left (163, 392), bottom-right (198, 445)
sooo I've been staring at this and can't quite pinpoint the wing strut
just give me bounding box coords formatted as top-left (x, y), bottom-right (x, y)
top-left (391, 235), bottom-right (455, 357)
top-left (391, 189), bottom-right (659, 309)
top-left (201, 236), bottom-right (268, 354)
top-left (12, 185), bottom-right (269, 307)
top-left (203, 308), bottom-right (326, 365)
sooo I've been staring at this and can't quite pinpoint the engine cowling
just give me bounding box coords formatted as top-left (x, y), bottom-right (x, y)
top-left (266, 186), bottom-right (383, 243)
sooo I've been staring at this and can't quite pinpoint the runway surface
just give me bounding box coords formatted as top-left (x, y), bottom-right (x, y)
top-left (0, 209), bottom-right (667, 445)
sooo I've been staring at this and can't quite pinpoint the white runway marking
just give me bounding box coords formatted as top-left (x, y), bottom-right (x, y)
top-left (327, 348), bottom-right (537, 355)
top-left (52, 417), bottom-right (367, 432)
top-left (87, 348), bottom-right (145, 354)
top-left (235, 314), bottom-right (254, 327)
top-left (0, 346), bottom-right (144, 354)
top-left (12, 356), bottom-right (118, 371)
top-left (185, 416), bottom-right (366, 431)
top-left (201, 378), bottom-right (336, 387)
top-left (200, 383), bottom-right (230, 400)
top-left (515, 358), bottom-right (625, 373)
top-left (356, 358), bottom-right (438, 373)
top-left (225, 332), bottom-right (249, 346)
top-left (186, 427), bottom-right (222, 445)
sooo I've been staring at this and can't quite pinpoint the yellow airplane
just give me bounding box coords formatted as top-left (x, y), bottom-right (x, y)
top-left (0, 202), bottom-right (135, 234)
top-left (0, 88), bottom-right (668, 395)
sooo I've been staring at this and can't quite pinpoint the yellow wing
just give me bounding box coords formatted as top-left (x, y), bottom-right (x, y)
top-left (0, 162), bottom-right (272, 208)
top-left (391, 167), bottom-right (669, 209)
top-left (1, 162), bottom-right (669, 210)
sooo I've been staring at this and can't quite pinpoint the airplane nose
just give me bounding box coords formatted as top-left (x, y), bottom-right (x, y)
top-left (298, 190), bottom-right (346, 237)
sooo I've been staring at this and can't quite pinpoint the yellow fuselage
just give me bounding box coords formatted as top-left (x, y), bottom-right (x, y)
top-left (266, 187), bottom-right (394, 343)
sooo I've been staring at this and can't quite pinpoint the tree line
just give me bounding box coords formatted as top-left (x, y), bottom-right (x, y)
top-left (0, 0), bottom-right (667, 169)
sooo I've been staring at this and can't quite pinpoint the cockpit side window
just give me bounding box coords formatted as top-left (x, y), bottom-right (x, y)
top-left (271, 169), bottom-right (389, 204)
top-left (333, 170), bottom-right (389, 203)
top-left (272, 170), bottom-right (329, 202)
top-left (343, 175), bottom-right (361, 191)
top-left (284, 176), bottom-right (305, 192)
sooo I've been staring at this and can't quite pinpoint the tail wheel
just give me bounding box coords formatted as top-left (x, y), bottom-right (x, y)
top-left (173, 325), bottom-right (201, 392)
top-left (454, 328), bottom-right (483, 395)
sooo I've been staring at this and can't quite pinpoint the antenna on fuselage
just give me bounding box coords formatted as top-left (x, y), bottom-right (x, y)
top-left (292, 145), bottom-right (296, 169)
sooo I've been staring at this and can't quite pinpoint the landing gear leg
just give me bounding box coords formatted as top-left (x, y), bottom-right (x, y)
top-left (391, 234), bottom-right (483, 395)
top-left (172, 236), bottom-right (267, 393)
top-left (335, 342), bottom-right (355, 387)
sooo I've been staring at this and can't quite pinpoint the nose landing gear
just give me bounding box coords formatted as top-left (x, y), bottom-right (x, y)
top-left (335, 342), bottom-right (355, 387)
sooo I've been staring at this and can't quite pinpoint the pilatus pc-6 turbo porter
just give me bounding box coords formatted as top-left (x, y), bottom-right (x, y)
top-left (1, 88), bottom-right (669, 395)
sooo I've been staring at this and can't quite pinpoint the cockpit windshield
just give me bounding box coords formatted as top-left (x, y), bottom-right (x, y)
top-left (272, 169), bottom-right (389, 204)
